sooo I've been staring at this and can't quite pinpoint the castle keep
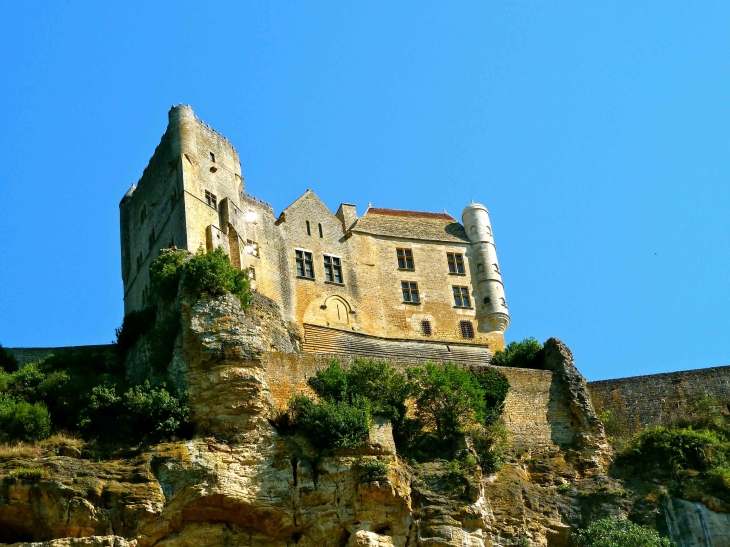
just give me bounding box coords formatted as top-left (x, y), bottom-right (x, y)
top-left (120, 105), bottom-right (510, 360)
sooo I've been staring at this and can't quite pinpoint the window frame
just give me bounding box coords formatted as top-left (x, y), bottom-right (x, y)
top-left (396, 248), bottom-right (415, 270)
top-left (452, 285), bottom-right (471, 308)
top-left (401, 281), bottom-right (420, 304)
top-left (323, 254), bottom-right (343, 284)
top-left (205, 190), bottom-right (217, 210)
top-left (295, 249), bottom-right (315, 279)
top-left (447, 252), bottom-right (466, 274)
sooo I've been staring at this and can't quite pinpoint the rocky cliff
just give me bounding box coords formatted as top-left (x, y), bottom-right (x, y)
top-left (1, 295), bottom-right (728, 546)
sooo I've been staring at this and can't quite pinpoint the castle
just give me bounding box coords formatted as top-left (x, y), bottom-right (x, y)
top-left (119, 105), bottom-right (510, 362)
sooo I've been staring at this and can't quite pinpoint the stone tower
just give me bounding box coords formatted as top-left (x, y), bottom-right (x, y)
top-left (462, 203), bottom-right (510, 332)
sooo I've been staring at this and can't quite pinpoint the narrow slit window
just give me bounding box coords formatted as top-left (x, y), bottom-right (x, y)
top-left (295, 250), bottom-right (314, 278)
top-left (318, 223), bottom-right (323, 238)
top-left (421, 320), bottom-right (432, 336)
top-left (401, 281), bottom-right (420, 303)
top-left (447, 253), bottom-right (465, 274)
top-left (324, 255), bottom-right (343, 283)
top-left (306, 221), bottom-right (311, 236)
top-left (453, 286), bottom-right (470, 307)
top-left (148, 228), bottom-right (156, 251)
top-left (397, 248), bottom-right (414, 270)
top-left (210, 152), bottom-right (215, 162)
top-left (460, 320), bottom-right (475, 339)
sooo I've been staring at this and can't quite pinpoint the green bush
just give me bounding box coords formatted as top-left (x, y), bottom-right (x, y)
top-left (287, 394), bottom-right (371, 451)
top-left (150, 249), bottom-right (187, 301)
top-left (407, 362), bottom-right (486, 439)
top-left (470, 422), bottom-right (509, 473)
top-left (182, 247), bottom-right (253, 308)
top-left (8, 467), bottom-right (46, 481)
top-left (572, 517), bottom-right (672, 547)
top-left (471, 367), bottom-right (510, 425)
top-left (490, 337), bottom-right (544, 369)
top-left (620, 426), bottom-right (728, 475)
top-left (356, 458), bottom-right (390, 481)
top-left (0, 344), bottom-right (19, 373)
top-left (0, 395), bottom-right (51, 442)
top-left (78, 381), bottom-right (190, 444)
top-left (115, 307), bottom-right (157, 357)
top-left (309, 359), bottom-right (412, 425)
top-left (0, 347), bottom-right (189, 445)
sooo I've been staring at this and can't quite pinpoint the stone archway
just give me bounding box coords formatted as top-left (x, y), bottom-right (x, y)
top-left (323, 295), bottom-right (351, 327)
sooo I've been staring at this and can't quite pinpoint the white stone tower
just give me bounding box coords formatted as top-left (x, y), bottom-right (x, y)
top-left (462, 203), bottom-right (510, 332)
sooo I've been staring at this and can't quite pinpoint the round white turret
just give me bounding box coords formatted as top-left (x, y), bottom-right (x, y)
top-left (462, 203), bottom-right (510, 332)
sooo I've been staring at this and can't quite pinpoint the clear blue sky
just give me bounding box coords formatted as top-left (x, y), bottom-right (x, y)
top-left (1, 2), bottom-right (728, 381)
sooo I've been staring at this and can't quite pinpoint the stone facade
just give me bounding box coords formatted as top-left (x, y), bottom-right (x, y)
top-left (120, 105), bottom-right (510, 351)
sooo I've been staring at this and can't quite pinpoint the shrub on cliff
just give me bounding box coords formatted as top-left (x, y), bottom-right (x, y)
top-left (471, 367), bottom-right (510, 425)
top-left (0, 395), bottom-right (51, 442)
top-left (572, 517), bottom-right (672, 547)
top-left (0, 344), bottom-right (19, 373)
top-left (287, 394), bottom-right (371, 451)
top-left (182, 247), bottom-right (253, 308)
top-left (149, 247), bottom-right (252, 308)
top-left (407, 362), bottom-right (486, 439)
top-left (149, 249), bottom-right (187, 301)
top-left (489, 337), bottom-right (544, 369)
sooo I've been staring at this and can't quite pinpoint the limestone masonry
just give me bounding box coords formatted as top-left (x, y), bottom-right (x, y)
top-left (119, 105), bottom-right (510, 359)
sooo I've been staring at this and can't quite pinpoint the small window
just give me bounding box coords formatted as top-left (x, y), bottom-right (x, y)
top-left (306, 221), bottom-right (311, 236)
top-left (401, 281), bottom-right (420, 303)
top-left (421, 320), bottom-right (432, 336)
top-left (470, 226), bottom-right (477, 234)
top-left (447, 253), bottom-right (465, 274)
top-left (249, 266), bottom-right (256, 280)
top-left (460, 320), bottom-right (475, 339)
top-left (397, 248), bottom-right (414, 270)
top-left (295, 250), bottom-right (314, 278)
top-left (210, 152), bottom-right (215, 162)
top-left (246, 239), bottom-right (260, 257)
top-left (477, 263), bottom-right (485, 272)
top-left (148, 228), bottom-right (156, 251)
top-left (453, 286), bottom-right (471, 307)
top-left (483, 296), bottom-right (491, 306)
top-left (324, 255), bottom-right (343, 283)
top-left (205, 190), bottom-right (217, 210)
top-left (318, 223), bottom-right (323, 238)
top-left (139, 205), bottom-right (147, 225)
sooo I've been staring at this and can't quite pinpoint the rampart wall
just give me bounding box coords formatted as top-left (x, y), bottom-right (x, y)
top-left (262, 352), bottom-right (573, 449)
top-left (587, 366), bottom-right (730, 438)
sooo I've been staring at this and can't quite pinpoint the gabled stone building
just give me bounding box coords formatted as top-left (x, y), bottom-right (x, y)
top-left (120, 105), bottom-right (510, 362)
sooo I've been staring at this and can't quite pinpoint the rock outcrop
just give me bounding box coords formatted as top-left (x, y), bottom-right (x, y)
top-left (1, 296), bottom-right (725, 546)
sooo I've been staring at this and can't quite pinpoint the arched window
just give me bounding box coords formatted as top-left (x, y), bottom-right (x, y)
top-left (477, 263), bottom-right (485, 272)
top-left (483, 296), bottom-right (491, 306)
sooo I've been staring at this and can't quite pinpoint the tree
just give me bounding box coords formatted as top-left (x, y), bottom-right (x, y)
top-left (407, 362), bottom-right (485, 439)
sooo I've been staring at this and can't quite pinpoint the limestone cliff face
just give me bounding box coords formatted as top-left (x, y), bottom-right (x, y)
top-left (1, 296), bottom-right (728, 547)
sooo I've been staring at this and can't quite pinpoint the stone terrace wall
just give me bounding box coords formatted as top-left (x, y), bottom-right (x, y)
top-left (7, 345), bottom-right (115, 367)
top-left (587, 366), bottom-right (730, 438)
top-left (263, 352), bottom-right (571, 450)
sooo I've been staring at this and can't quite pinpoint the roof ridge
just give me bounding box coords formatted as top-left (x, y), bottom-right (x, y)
top-left (366, 207), bottom-right (456, 220)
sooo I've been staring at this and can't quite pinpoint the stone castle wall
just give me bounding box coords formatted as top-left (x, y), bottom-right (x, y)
top-left (587, 366), bottom-right (730, 438)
